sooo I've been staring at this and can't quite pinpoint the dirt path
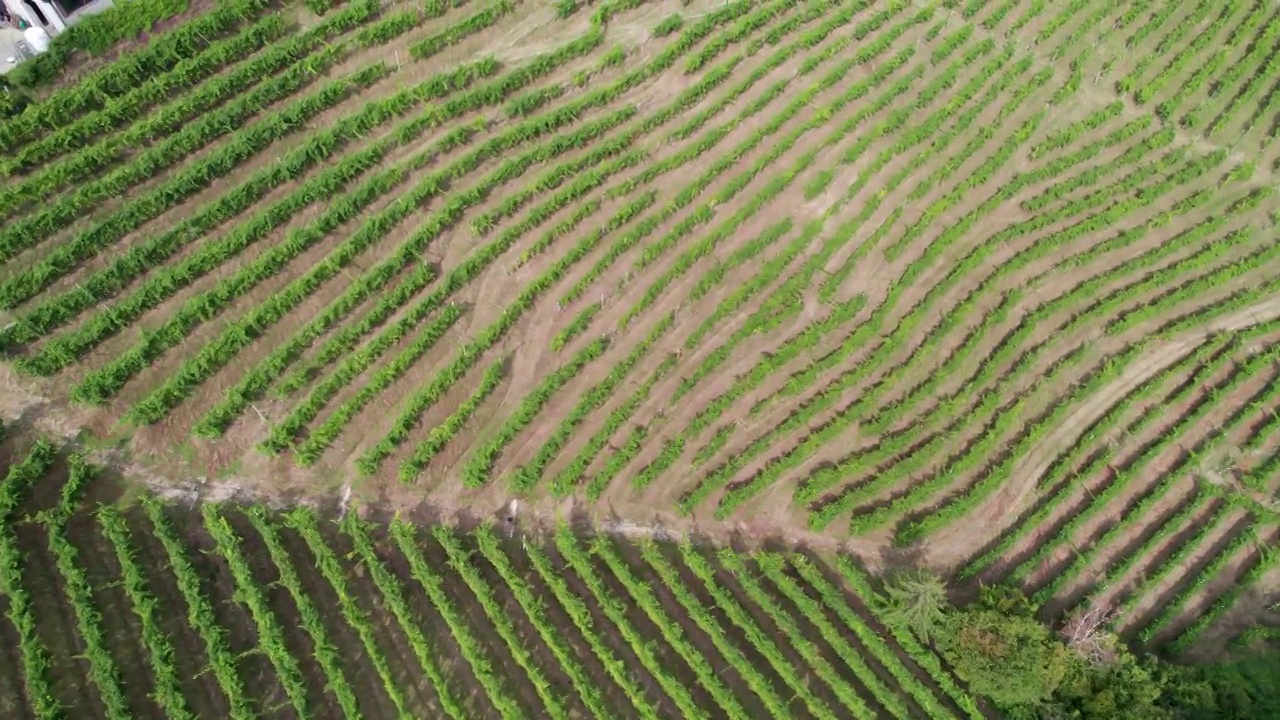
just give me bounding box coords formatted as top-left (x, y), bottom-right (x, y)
top-left (921, 295), bottom-right (1280, 570)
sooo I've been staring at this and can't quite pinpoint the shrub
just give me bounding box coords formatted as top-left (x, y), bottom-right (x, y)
top-left (936, 609), bottom-right (1070, 709)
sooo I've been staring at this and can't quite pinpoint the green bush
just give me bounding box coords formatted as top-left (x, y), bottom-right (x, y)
top-left (1164, 650), bottom-right (1280, 720)
top-left (936, 609), bottom-right (1070, 709)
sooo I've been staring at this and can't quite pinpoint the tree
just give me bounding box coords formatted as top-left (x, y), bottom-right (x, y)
top-left (881, 569), bottom-right (949, 642)
top-left (980, 582), bottom-right (1037, 617)
top-left (1160, 648), bottom-right (1280, 719)
top-left (1050, 650), bottom-right (1170, 720)
top-left (936, 609), bottom-right (1071, 710)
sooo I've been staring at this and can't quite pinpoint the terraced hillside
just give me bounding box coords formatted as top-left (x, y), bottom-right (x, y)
top-left (2, 0), bottom-right (1280, 671)
top-left (0, 438), bottom-right (982, 720)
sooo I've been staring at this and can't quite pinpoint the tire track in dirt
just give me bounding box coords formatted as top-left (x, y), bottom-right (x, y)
top-left (923, 295), bottom-right (1280, 569)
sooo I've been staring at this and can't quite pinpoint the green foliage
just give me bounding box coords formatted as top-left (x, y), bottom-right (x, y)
top-left (7, 7), bottom-right (1280, 720)
top-left (243, 509), bottom-right (364, 720)
top-left (2, 14), bottom-right (290, 177)
top-left (683, 546), bottom-right (840, 719)
top-left (524, 530), bottom-right (663, 719)
top-left (687, 39), bottom-right (1047, 522)
top-left (1004, 637), bottom-right (1280, 720)
top-left (936, 609), bottom-right (1070, 709)
top-left (555, 0), bottom-right (578, 19)
top-left (553, 525), bottom-right (715, 719)
top-left (282, 510), bottom-right (416, 719)
top-left (881, 569), bottom-right (950, 642)
top-left (202, 505), bottom-right (311, 717)
top-left (39, 459), bottom-right (131, 720)
top-left (278, 303), bottom-right (466, 464)
top-left (505, 85), bottom-right (566, 117)
top-left (1166, 649), bottom-right (1280, 719)
top-left (142, 498), bottom-right (253, 719)
top-left (6, 0), bottom-right (193, 89)
top-left (600, 44), bottom-right (626, 67)
top-left (433, 525), bottom-right (571, 719)
top-left (828, 556), bottom-right (985, 718)
top-left (0, 441), bottom-right (63, 719)
top-left (8, 439), bottom-right (1280, 720)
top-left (634, 538), bottom-right (792, 716)
top-left (515, 314), bottom-right (672, 492)
top-left (464, 336), bottom-right (609, 487)
top-left (134, 41), bottom-right (610, 430)
top-left (587, 423), bottom-right (648, 498)
top-left (0, 2), bottom-right (380, 218)
top-left (8, 60), bottom-right (488, 373)
top-left (804, 169), bottom-right (834, 199)
top-left (389, 519), bottom-right (522, 719)
top-left (1050, 654), bottom-right (1170, 720)
top-left (409, 1), bottom-right (516, 60)
top-left (1, 61), bottom-right (389, 305)
top-left (341, 518), bottom-right (466, 719)
top-left (400, 358), bottom-right (506, 483)
top-left (870, 575), bottom-right (1280, 719)
top-left (978, 582), bottom-right (1037, 617)
top-left (473, 525), bottom-right (613, 718)
top-left (653, 13), bottom-right (684, 37)
top-left (4, 0), bottom-right (271, 118)
top-left (97, 505), bottom-right (196, 720)
top-left (554, 353), bottom-right (674, 498)
top-left (727, 552), bottom-right (888, 719)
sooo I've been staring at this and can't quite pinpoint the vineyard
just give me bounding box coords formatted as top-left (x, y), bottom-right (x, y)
top-left (0, 439), bottom-right (987, 719)
top-left (3, 0), bottom-right (1280, 710)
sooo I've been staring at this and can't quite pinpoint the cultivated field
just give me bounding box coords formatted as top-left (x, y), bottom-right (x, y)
top-left (2, 0), bottom-right (1280, 690)
top-left (0, 439), bottom-right (982, 719)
